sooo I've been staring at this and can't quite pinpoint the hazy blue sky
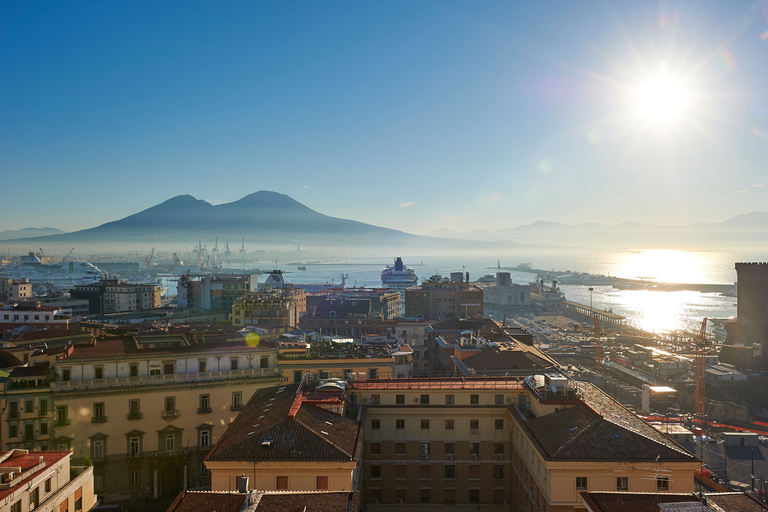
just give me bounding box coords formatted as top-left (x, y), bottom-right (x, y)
top-left (2, 1), bottom-right (767, 234)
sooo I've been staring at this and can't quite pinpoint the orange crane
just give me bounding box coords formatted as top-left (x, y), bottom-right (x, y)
top-left (695, 318), bottom-right (708, 416)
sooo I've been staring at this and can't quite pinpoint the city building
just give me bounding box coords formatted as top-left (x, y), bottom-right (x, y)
top-left (176, 273), bottom-right (257, 310)
top-left (299, 297), bottom-right (385, 337)
top-left (405, 274), bottom-right (483, 321)
top-left (45, 334), bottom-right (282, 502)
top-left (0, 278), bottom-right (34, 302)
top-left (204, 381), bottom-right (363, 494)
top-left (0, 449), bottom-right (97, 512)
top-left (0, 305), bottom-right (71, 331)
top-left (307, 289), bottom-right (402, 320)
top-left (2, 363), bottom-right (54, 452)
top-left (347, 374), bottom-right (699, 511)
top-left (167, 489), bottom-right (359, 512)
top-left (231, 288), bottom-right (307, 328)
top-left (735, 262), bottom-right (768, 369)
top-left (70, 279), bottom-right (162, 315)
top-left (479, 272), bottom-right (531, 308)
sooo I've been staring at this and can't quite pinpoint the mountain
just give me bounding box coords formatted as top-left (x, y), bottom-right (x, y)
top-left (4, 191), bottom-right (519, 255)
top-left (0, 227), bottom-right (66, 240)
top-left (427, 213), bottom-right (768, 250)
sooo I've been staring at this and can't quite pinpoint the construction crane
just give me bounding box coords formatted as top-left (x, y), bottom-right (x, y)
top-left (63, 248), bottom-right (75, 263)
top-left (239, 238), bottom-right (246, 270)
top-left (38, 248), bottom-right (48, 263)
top-left (695, 318), bottom-right (708, 416)
top-left (211, 237), bottom-right (219, 268)
top-left (145, 247), bottom-right (155, 268)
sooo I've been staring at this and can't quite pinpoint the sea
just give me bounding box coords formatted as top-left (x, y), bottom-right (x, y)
top-left (209, 248), bottom-right (765, 335)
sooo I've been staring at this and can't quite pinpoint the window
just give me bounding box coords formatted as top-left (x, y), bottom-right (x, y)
top-left (469, 465), bottom-right (481, 479)
top-left (445, 394), bottom-right (454, 405)
top-left (445, 442), bottom-right (455, 455)
top-left (419, 464), bottom-right (430, 478)
top-left (199, 430), bottom-right (210, 448)
top-left (495, 394), bottom-right (504, 404)
top-left (445, 465), bottom-right (455, 479)
top-left (198, 360), bottom-right (207, 372)
top-left (395, 442), bottom-right (405, 454)
top-left (9, 401), bottom-right (18, 419)
top-left (420, 394), bottom-right (430, 405)
top-left (131, 471), bottom-right (140, 486)
top-left (10, 501), bottom-right (20, 512)
top-left (395, 394), bottom-right (405, 404)
top-left (232, 391), bottom-right (243, 410)
top-left (371, 394), bottom-right (380, 404)
top-left (199, 394), bottom-right (211, 413)
top-left (130, 364), bottom-right (138, 377)
top-left (129, 437), bottom-right (141, 457)
top-left (260, 356), bottom-right (269, 369)
top-left (370, 442), bottom-right (381, 455)
top-left (25, 399), bottom-right (34, 414)
top-left (56, 406), bottom-right (68, 425)
top-left (370, 465), bottom-right (381, 478)
top-left (371, 419), bottom-right (380, 430)
top-left (165, 434), bottom-right (175, 452)
top-left (396, 419), bottom-right (405, 429)
top-left (30, 487), bottom-right (39, 508)
top-left (230, 358), bottom-right (238, 371)
top-left (316, 476), bottom-right (328, 490)
top-left (469, 488), bottom-right (480, 503)
top-left (617, 476), bottom-right (628, 490)
top-left (420, 488), bottom-right (431, 504)
top-left (93, 402), bottom-right (105, 422)
top-left (95, 367), bottom-right (103, 379)
top-left (576, 477), bottom-right (588, 489)
top-left (657, 477), bottom-right (669, 490)
top-left (494, 466), bottom-right (505, 479)
top-left (445, 419), bottom-right (454, 430)
top-left (470, 419), bottom-right (479, 430)
top-left (45, 478), bottom-right (51, 492)
top-left (8, 424), bottom-right (18, 438)
top-left (39, 399), bottom-right (48, 416)
top-left (75, 497), bottom-right (82, 511)
top-left (163, 363), bottom-right (175, 375)
top-left (420, 419), bottom-right (429, 430)
top-left (128, 399), bottom-right (141, 419)
top-left (470, 394), bottom-right (479, 405)
top-left (495, 419), bottom-right (504, 430)
top-left (276, 476), bottom-right (288, 490)
top-left (470, 442), bottom-right (480, 455)
top-left (164, 397), bottom-right (175, 413)
top-left (494, 443), bottom-right (504, 455)
top-left (368, 368), bottom-right (378, 379)
top-left (395, 465), bottom-right (406, 478)
top-left (92, 439), bottom-right (105, 460)
top-left (40, 422), bottom-right (48, 435)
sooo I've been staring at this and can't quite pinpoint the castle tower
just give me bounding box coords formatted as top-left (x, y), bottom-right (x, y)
top-left (735, 262), bottom-right (768, 369)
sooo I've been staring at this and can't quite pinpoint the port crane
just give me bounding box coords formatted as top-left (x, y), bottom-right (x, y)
top-left (38, 248), bottom-right (48, 264)
top-left (695, 318), bottom-right (708, 416)
top-left (211, 237), bottom-right (219, 268)
top-left (239, 238), bottom-right (246, 270)
top-left (63, 248), bottom-right (75, 263)
top-left (145, 247), bottom-right (155, 268)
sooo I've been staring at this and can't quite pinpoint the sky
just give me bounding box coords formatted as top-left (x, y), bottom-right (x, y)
top-left (2, 0), bottom-right (768, 235)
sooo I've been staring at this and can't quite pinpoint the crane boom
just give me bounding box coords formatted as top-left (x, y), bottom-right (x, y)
top-left (695, 318), bottom-right (708, 416)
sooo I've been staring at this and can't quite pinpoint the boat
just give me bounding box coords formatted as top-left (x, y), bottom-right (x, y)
top-left (381, 257), bottom-right (418, 293)
top-left (711, 324), bottom-right (727, 340)
top-left (297, 265), bottom-right (307, 271)
top-left (2, 252), bottom-right (102, 286)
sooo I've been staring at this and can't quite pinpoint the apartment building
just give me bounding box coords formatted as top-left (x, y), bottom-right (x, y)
top-left (47, 335), bottom-right (282, 502)
top-left (2, 364), bottom-right (53, 452)
top-left (176, 273), bottom-right (256, 310)
top-left (0, 449), bottom-right (97, 512)
top-left (299, 297), bottom-right (385, 338)
top-left (231, 288), bottom-right (307, 328)
top-left (383, 319), bottom-right (438, 375)
top-left (346, 374), bottom-right (699, 511)
top-left (0, 305), bottom-right (70, 331)
top-left (405, 275), bottom-right (483, 321)
top-left (168, 489), bottom-right (359, 512)
top-left (0, 278), bottom-right (33, 302)
top-left (307, 289), bottom-right (402, 320)
top-left (70, 279), bottom-right (161, 315)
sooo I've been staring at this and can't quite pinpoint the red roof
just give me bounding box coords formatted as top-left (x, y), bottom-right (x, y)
top-left (0, 451), bottom-right (70, 501)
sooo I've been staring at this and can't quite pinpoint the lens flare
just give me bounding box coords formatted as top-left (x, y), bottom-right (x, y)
top-left (245, 332), bottom-right (261, 348)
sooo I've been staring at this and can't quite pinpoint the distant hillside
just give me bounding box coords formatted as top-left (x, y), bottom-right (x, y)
top-left (3, 191), bottom-right (521, 255)
top-left (428, 213), bottom-right (768, 250)
top-left (0, 227), bottom-right (66, 240)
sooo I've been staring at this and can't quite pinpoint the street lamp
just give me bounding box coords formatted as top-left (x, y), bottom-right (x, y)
top-left (589, 287), bottom-right (594, 318)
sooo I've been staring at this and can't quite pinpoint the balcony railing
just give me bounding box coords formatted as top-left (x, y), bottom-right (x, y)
top-left (51, 367), bottom-right (279, 391)
top-left (127, 412), bottom-right (142, 420)
top-left (197, 407), bottom-right (212, 414)
top-left (91, 416), bottom-right (107, 423)
top-left (161, 409), bottom-right (179, 419)
top-left (54, 419), bottom-right (70, 426)
top-left (230, 404), bottom-right (243, 411)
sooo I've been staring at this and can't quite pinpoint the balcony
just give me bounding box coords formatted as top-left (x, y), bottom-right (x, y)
top-left (197, 407), bottom-right (212, 414)
top-left (230, 404), bottom-right (243, 411)
top-left (161, 409), bottom-right (179, 419)
top-left (91, 416), bottom-right (107, 423)
top-left (50, 367), bottom-right (280, 391)
top-left (54, 419), bottom-right (70, 426)
top-left (127, 412), bottom-right (143, 420)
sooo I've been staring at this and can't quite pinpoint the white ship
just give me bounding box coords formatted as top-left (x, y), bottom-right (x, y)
top-left (2, 252), bottom-right (102, 286)
top-left (381, 257), bottom-right (418, 292)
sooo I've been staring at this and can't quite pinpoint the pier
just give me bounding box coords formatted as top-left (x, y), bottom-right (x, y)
top-left (557, 300), bottom-right (627, 328)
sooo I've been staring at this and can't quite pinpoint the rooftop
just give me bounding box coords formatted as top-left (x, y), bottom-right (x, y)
top-left (166, 490), bottom-right (358, 512)
top-left (347, 377), bottom-right (525, 391)
top-left (0, 450), bottom-right (70, 501)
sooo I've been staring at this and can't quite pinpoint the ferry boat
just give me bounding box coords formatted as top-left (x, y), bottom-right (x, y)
top-left (381, 257), bottom-right (418, 292)
top-left (2, 252), bottom-right (102, 286)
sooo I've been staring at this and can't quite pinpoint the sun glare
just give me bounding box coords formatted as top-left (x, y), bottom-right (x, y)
top-left (634, 76), bottom-right (690, 123)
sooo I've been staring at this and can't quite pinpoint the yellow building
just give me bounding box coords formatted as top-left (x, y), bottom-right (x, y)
top-left (48, 335), bottom-right (282, 502)
top-left (346, 374), bottom-right (699, 511)
top-left (231, 288), bottom-right (307, 327)
top-left (204, 381), bottom-right (362, 494)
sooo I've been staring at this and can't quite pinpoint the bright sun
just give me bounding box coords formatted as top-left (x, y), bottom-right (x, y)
top-left (634, 76), bottom-right (690, 123)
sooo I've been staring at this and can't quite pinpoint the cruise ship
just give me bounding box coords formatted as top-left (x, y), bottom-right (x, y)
top-left (381, 257), bottom-right (418, 292)
top-left (2, 252), bottom-right (102, 286)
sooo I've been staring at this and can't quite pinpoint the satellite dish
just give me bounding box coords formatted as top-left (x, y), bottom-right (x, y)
top-left (551, 385), bottom-right (557, 394)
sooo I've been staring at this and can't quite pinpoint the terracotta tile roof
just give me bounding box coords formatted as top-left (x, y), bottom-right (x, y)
top-left (206, 383), bottom-right (361, 463)
top-left (166, 490), bottom-right (358, 512)
top-left (580, 492), bottom-right (700, 512)
top-left (63, 336), bottom-right (276, 360)
top-left (13, 329), bottom-right (92, 344)
top-left (519, 383), bottom-right (697, 463)
top-left (706, 492), bottom-right (768, 511)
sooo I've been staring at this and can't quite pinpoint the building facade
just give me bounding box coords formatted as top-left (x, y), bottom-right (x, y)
top-left (70, 279), bottom-right (161, 315)
top-left (735, 262), bottom-right (768, 369)
top-left (405, 276), bottom-right (483, 321)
